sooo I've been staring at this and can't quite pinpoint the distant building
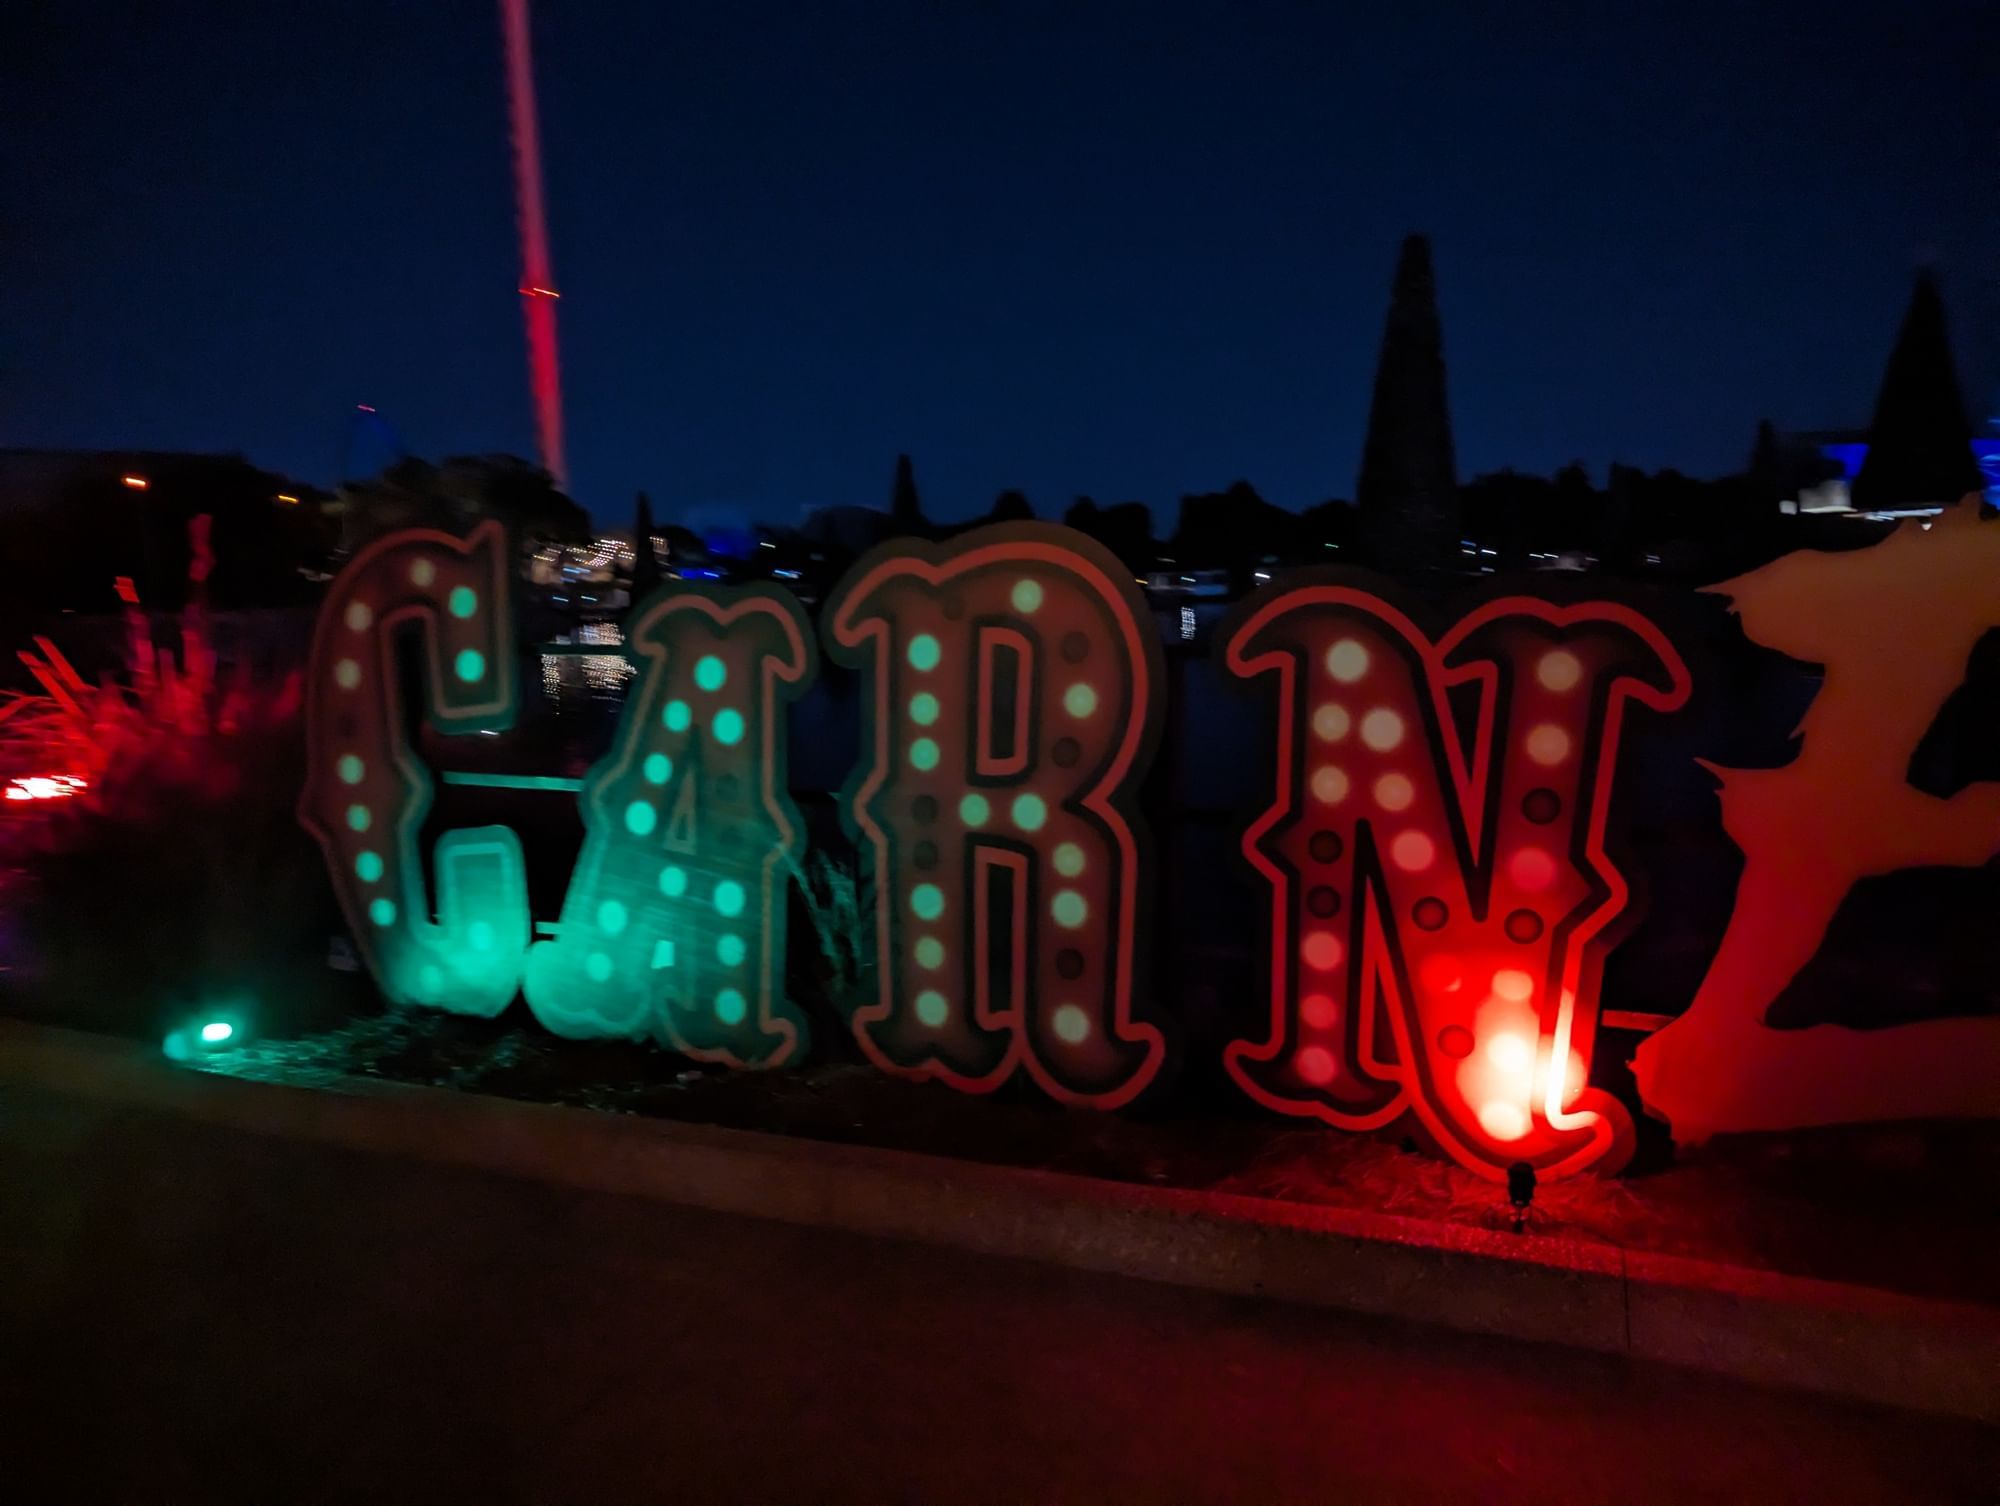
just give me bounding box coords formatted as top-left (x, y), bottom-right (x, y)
top-left (0, 447), bottom-right (330, 612)
top-left (0, 446), bottom-right (328, 517)
top-left (0, 447), bottom-right (308, 515)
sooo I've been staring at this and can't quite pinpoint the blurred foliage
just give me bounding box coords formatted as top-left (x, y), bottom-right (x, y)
top-left (4, 702), bottom-right (362, 1041)
top-left (0, 529), bottom-right (361, 1041)
top-left (337, 454), bottom-right (589, 555)
top-left (789, 847), bottom-right (876, 1008)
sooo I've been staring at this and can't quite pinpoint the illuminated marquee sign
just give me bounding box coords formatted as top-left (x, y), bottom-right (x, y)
top-left (520, 581), bottom-right (816, 1066)
top-left (823, 524), bottom-right (1169, 1108)
top-left (301, 523), bottom-right (532, 1019)
top-left (1219, 579), bottom-right (1689, 1179)
top-left (1635, 497), bottom-right (2000, 1141)
top-left (302, 522), bottom-right (1718, 1177)
top-left (302, 522), bottom-right (817, 1066)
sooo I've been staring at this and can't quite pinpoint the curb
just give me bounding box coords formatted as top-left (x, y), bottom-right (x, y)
top-left (4, 1021), bottom-right (1995, 1421)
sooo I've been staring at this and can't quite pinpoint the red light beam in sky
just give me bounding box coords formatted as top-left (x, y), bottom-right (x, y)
top-left (500, 0), bottom-right (567, 489)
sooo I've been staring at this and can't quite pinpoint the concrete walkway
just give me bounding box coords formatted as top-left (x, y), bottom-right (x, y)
top-left (4, 1086), bottom-right (1997, 1504)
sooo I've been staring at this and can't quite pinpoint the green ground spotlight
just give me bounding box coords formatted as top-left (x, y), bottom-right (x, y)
top-left (162, 1006), bottom-right (251, 1063)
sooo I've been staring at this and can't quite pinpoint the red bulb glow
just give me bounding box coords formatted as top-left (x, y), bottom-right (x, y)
top-left (1222, 585), bottom-right (1690, 1180)
top-left (1509, 847), bottom-right (1557, 890)
top-left (1296, 1046), bottom-right (1336, 1084)
top-left (1301, 931), bottom-right (1343, 970)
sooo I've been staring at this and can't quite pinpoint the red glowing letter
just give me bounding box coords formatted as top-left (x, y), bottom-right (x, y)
top-left (1222, 583), bottom-right (1688, 1178)
top-left (824, 524), bottom-right (1168, 1107)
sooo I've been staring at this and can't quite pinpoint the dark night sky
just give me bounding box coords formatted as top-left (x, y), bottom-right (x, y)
top-left (6, 1), bottom-right (1996, 525)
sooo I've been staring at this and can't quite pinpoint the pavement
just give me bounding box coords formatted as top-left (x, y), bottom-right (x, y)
top-left (5, 1085), bottom-right (1999, 1504)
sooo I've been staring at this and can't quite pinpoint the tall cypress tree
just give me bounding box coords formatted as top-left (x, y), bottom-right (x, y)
top-left (1356, 234), bottom-right (1460, 571)
top-left (1746, 419), bottom-right (1784, 504)
top-left (629, 490), bottom-right (662, 602)
top-left (1852, 270), bottom-right (1981, 510)
top-left (890, 453), bottom-right (926, 533)
top-left (984, 488), bottom-right (1034, 523)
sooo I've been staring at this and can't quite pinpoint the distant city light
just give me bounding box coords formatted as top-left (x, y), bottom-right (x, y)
top-left (121, 475), bottom-right (148, 489)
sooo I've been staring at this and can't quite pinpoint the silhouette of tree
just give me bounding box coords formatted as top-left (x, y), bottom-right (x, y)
top-left (1725, 419), bottom-right (1839, 575)
top-left (444, 454), bottom-right (589, 550)
top-left (342, 454), bottom-right (586, 556)
top-left (338, 457), bottom-right (455, 546)
top-left (1460, 469), bottom-right (1529, 566)
top-left (1296, 499), bottom-right (1360, 563)
top-left (1063, 496), bottom-right (1157, 567)
top-left (1171, 480), bottom-right (1296, 589)
top-left (1602, 464), bottom-right (1644, 574)
top-left (889, 452), bottom-right (928, 534)
top-left (1853, 270), bottom-right (1982, 510)
top-left (1747, 419), bottom-right (1785, 504)
top-left (984, 488), bottom-right (1035, 524)
top-left (1551, 462), bottom-right (1598, 552)
top-left (629, 490), bottom-right (662, 602)
top-left (1356, 234), bottom-right (1460, 572)
top-left (1098, 502), bottom-right (1156, 567)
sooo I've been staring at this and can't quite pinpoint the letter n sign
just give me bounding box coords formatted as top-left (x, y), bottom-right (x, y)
top-left (1220, 580), bottom-right (1688, 1178)
top-left (824, 524), bottom-right (1170, 1108)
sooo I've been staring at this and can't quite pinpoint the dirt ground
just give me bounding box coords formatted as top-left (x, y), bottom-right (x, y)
top-left (177, 1003), bottom-right (2000, 1306)
top-left (7, 1087), bottom-right (1997, 1505)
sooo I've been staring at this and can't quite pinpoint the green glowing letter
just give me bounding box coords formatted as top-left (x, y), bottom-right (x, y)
top-left (300, 522), bottom-right (530, 1014)
top-left (521, 583), bottom-right (817, 1066)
